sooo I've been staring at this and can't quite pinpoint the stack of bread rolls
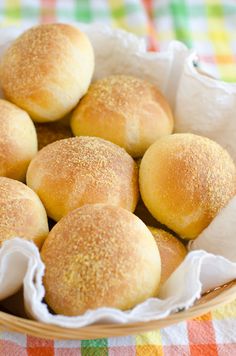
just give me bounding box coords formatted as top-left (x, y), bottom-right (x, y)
top-left (0, 23), bottom-right (235, 317)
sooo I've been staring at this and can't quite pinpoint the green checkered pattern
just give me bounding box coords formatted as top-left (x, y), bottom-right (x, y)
top-left (1, 1), bottom-right (236, 80)
top-left (0, 0), bottom-right (148, 36)
top-left (151, 0), bottom-right (236, 81)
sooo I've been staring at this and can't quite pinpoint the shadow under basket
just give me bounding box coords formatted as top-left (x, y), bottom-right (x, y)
top-left (0, 280), bottom-right (235, 340)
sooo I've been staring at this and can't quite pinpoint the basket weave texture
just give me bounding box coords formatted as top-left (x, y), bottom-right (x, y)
top-left (0, 281), bottom-right (235, 340)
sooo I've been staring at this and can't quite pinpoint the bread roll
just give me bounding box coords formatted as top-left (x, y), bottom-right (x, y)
top-left (140, 133), bottom-right (236, 239)
top-left (35, 121), bottom-right (73, 150)
top-left (0, 99), bottom-right (37, 181)
top-left (148, 227), bottom-right (187, 284)
top-left (41, 204), bottom-right (161, 316)
top-left (0, 177), bottom-right (48, 248)
top-left (71, 75), bottom-right (173, 157)
top-left (27, 136), bottom-right (139, 221)
top-left (0, 23), bottom-right (94, 122)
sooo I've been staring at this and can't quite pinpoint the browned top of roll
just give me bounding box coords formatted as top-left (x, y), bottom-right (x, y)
top-left (74, 74), bottom-right (173, 137)
top-left (29, 136), bottom-right (137, 191)
top-left (0, 98), bottom-right (36, 137)
top-left (0, 177), bottom-right (48, 246)
top-left (0, 24), bottom-right (89, 97)
top-left (158, 134), bottom-right (236, 215)
top-left (140, 133), bottom-right (236, 238)
top-left (27, 136), bottom-right (139, 220)
top-left (86, 75), bottom-right (172, 121)
top-left (0, 24), bottom-right (94, 122)
top-left (71, 74), bottom-right (174, 157)
top-left (0, 99), bottom-right (37, 180)
top-left (41, 204), bottom-right (161, 315)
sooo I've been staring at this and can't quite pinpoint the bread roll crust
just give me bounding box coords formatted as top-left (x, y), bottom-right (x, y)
top-left (71, 75), bottom-right (173, 157)
top-left (0, 23), bottom-right (94, 122)
top-left (41, 204), bottom-right (161, 316)
top-left (27, 136), bottom-right (139, 221)
top-left (140, 134), bottom-right (236, 239)
top-left (0, 177), bottom-right (48, 248)
top-left (0, 99), bottom-right (37, 181)
top-left (148, 227), bottom-right (187, 284)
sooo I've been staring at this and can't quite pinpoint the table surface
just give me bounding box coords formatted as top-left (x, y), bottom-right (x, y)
top-left (0, 1), bottom-right (236, 355)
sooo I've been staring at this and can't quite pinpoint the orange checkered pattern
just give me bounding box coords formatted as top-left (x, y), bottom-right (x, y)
top-left (0, 306), bottom-right (236, 355)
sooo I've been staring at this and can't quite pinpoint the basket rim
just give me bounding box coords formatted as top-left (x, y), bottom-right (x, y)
top-left (0, 280), bottom-right (235, 340)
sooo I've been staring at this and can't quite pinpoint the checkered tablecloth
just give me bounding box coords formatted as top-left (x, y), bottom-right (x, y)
top-left (0, 1), bottom-right (236, 355)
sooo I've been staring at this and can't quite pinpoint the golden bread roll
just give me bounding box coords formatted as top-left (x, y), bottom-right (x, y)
top-left (27, 136), bottom-right (139, 221)
top-left (140, 133), bottom-right (236, 239)
top-left (148, 227), bottom-right (187, 284)
top-left (0, 177), bottom-right (48, 248)
top-left (41, 204), bottom-right (161, 316)
top-left (0, 23), bottom-right (94, 122)
top-left (35, 121), bottom-right (73, 150)
top-left (71, 75), bottom-right (173, 157)
top-left (0, 99), bottom-right (37, 181)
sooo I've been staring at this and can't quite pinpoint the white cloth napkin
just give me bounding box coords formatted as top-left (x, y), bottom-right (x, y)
top-left (0, 24), bottom-right (235, 328)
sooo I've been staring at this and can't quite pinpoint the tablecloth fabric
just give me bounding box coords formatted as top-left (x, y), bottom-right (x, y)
top-left (0, 0), bottom-right (236, 355)
top-left (1, 0), bottom-right (236, 81)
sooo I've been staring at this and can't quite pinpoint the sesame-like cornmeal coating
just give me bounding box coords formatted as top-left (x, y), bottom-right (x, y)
top-left (0, 177), bottom-right (48, 248)
top-left (0, 23), bottom-right (94, 122)
top-left (140, 133), bottom-right (236, 239)
top-left (27, 136), bottom-right (139, 221)
top-left (0, 99), bottom-right (37, 181)
top-left (41, 204), bottom-right (161, 316)
top-left (71, 75), bottom-right (173, 157)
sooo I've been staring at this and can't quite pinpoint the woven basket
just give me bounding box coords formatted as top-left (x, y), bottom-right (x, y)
top-left (0, 280), bottom-right (235, 340)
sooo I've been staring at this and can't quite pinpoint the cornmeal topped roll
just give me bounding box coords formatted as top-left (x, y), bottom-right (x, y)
top-left (0, 177), bottom-right (48, 248)
top-left (0, 99), bottom-right (37, 181)
top-left (71, 75), bottom-right (173, 157)
top-left (140, 133), bottom-right (236, 239)
top-left (41, 204), bottom-right (161, 316)
top-left (27, 136), bottom-right (139, 221)
top-left (0, 23), bottom-right (94, 122)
